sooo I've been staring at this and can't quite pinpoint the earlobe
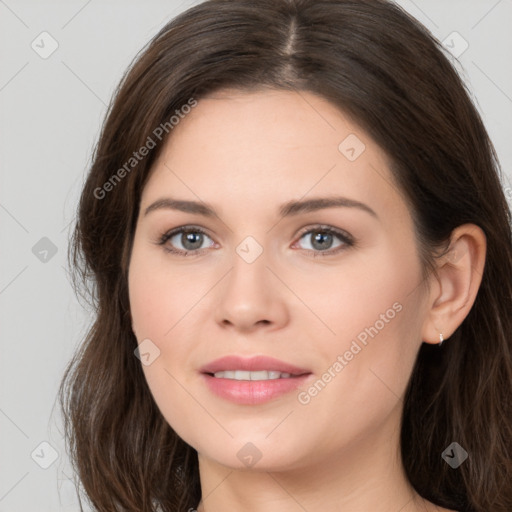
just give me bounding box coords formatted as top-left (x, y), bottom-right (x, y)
top-left (421, 223), bottom-right (487, 345)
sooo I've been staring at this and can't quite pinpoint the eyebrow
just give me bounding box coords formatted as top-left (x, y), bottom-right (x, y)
top-left (143, 196), bottom-right (378, 219)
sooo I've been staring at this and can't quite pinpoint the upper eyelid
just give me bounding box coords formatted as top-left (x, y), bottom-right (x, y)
top-left (161, 224), bottom-right (350, 237)
top-left (295, 224), bottom-right (352, 239)
top-left (163, 225), bottom-right (214, 240)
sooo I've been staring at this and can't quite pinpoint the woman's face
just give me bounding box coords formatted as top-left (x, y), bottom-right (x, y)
top-left (128, 88), bottom-right (432, 471)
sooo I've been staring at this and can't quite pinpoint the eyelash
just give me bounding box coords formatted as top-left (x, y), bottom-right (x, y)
top-left (156, 224), bottom-right (355, 258)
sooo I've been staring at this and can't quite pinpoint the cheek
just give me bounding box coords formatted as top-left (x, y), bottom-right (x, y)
top-left (128, 246), bottom-right (202, 441)
top-left (306, 250), bottom-right (419, 353)
top-left (308, 247), bottom-right (424, 400)
top-left (128, 244), bottom-right (196, 341)
top-left (293, 291), bottom-right (423, 458)
top-left (128, 242), bottom-right (205, 387)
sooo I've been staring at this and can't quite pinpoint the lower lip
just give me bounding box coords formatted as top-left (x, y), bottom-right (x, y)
top-left (202, 373), bottom-right (312, 405)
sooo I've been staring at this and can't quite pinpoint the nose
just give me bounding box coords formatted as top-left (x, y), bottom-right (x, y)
top-left (214, 252), bottom-right (289, 333)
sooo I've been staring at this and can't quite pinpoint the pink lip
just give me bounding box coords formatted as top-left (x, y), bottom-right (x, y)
top-left (200, 355), bottom-right (312, 405)
top-left (200, 355), bottom-right (311, 375)
top-left (202, 374), bottom-right (311, 405)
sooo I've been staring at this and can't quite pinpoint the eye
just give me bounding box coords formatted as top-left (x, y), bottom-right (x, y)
top-left (157, 226), bottom-right (216, 255)
top-left (156, 224), bottom-right (354, 257)
top-left (293, 225), bottom-right (354, 257)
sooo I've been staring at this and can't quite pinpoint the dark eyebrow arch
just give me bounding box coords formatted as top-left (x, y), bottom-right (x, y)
top-left (143, 196), bottom-right (378, 219)
top-left (144, 198), bottom-right (215, 218)
top-left (279, 196), bottom-right (377, 218)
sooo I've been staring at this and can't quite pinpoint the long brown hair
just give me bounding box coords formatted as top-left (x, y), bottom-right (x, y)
top-left (59, 0), bottom-right (512, 510)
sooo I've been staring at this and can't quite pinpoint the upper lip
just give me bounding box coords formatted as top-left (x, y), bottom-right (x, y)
top-left (200, 355), bottom-right (311, 376)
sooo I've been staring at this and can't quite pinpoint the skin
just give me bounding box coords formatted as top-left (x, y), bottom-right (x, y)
top-left (128, 88), bottom-right (486, 512)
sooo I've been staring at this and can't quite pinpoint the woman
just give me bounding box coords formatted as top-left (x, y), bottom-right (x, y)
top-left (60, 0), bottom-right (512, 511)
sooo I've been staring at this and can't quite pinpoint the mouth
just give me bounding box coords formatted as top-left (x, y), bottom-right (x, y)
top-left (200, 355), bottom-right (313, 404)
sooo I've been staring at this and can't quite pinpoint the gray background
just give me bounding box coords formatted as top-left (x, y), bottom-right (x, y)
top-left (1, 1), bottom-right (511, 510)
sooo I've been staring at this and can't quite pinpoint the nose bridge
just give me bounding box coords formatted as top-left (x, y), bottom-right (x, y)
top-left (231, 240), bottom-right (267, 288)
top-left (214, 236), bottom-right (288, 330)
top-left (224, 237), bottom-right (271, 307)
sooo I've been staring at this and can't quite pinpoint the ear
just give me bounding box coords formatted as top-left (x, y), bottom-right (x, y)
top-left (421, 223), bottom-right (487, 345)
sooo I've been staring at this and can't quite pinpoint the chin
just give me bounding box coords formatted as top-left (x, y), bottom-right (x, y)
top-left (192, 435), bottom-right (313, 473)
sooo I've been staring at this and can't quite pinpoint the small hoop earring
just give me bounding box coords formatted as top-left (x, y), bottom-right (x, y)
top-left (438, 333), bottom-right (444, 346)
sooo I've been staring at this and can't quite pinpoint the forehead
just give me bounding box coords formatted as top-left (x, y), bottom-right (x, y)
top-left (141, 89), bottom-right (407, 224)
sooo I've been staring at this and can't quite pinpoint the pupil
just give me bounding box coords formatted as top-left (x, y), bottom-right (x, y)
top-left (182, 232), bottom-right (203, 250)
top-left (312, 231), bottom-right (332, 250)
